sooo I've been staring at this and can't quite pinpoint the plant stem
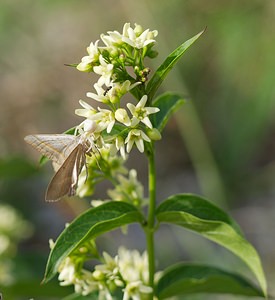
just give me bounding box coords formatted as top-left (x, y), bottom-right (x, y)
top-left (146, 146), bottom-right (156, 297)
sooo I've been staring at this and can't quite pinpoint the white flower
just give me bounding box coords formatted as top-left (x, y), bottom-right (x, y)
top-left (58, 256), bottom-right (100, 296)
top-left (77, 40), bottom-right (100, 72)
top-left (118, 247), bottom-right (149, 283)
top-left (86, 83), bottom-right (110, 103)
top-left (98, 287), bottom-right (114, 300)
top-left (116, 247), bottom-right (152, 300)
top-left (101, 251), bottom-right (119, 273)
top-left (101, 31), bottom-right (123, 47)
top-left (0, 204), bottom-right (32, 257)
top-left (87, 40), bottom-right (100, 57)
top-left (115, 136), bottom-right (126, 160)
top-left (122, 23), bottom-right (158, 49)
top-left (58, 257), bottom-right (77, 286)
top-left (111, 80), bottom-right (142, 104)
top-left (75, 100), bottom-right (97, 118)
top-left (86, 80), bottom-right (141, 105)
top-left (93, 55), bottom-right (114, 87)
top-left (125, 129), bottom-right (151, 153)
top-left (123, 281), bottom-right (152, 300)
top-left (109, 136), bottom-right (126, 160)
top-left (117, 80), bottom-right (141, 94)
top-left (127, 95), bottom-right (159, 129)
top-left (90, 108), bottom-right (115, 133)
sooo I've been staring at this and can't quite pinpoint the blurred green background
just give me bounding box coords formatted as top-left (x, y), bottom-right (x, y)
top-left (1, 0), bottom-right (275, 299)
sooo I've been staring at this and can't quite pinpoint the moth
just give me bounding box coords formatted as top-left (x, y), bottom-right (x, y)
top-left (24, 134), bottom-right (91, 201)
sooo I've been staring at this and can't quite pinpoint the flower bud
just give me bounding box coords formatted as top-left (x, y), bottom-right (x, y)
top-left (76, 62), bottom-right (93, 72)
top-left (115, 108), bottom-right (131, 126)
top-left (93, 270), bottom-right (105, 281)
top-left (83, 119), bottom-right (97, 133)
top-left (134, 24), bottom-right (143, 36)
top-left (147, 128), bottom-right (161, 141)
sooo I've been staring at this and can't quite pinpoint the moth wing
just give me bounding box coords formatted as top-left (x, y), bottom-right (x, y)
top-left (45, 144), bottom-right (86, 202)
top-left (24, 134), bottom-right (79, 165)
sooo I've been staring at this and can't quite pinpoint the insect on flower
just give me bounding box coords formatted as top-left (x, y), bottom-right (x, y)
top-left (24, 134), bottom-right (93, 201)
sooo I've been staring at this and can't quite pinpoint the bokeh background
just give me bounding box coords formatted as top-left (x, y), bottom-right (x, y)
top-left (1, 0), bottom-right (275, 299)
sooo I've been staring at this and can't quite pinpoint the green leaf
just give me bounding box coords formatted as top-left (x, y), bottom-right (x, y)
top-left (64, 63), bottom-right (78, 68)
top-left (156, 194), bottom-right (267, 296)
top-left (156, 263), bottom-right (265, 299)
top-left (151, 92), bottom-right (185, 132)
top-left (146, 29), bottom-right (205, 100)
top-left (44, 201), bottom-right (144, 283)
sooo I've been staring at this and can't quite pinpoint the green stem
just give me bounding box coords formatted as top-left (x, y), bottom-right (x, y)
top-left (146, 146), bottom-right (156, 297)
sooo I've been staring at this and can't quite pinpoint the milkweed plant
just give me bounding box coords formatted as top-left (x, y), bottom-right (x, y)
top-left (25, 23), bottom-right (268, 300)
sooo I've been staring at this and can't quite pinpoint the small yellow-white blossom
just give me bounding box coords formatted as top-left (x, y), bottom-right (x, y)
top-left (123, 281), bottom-right (152, 300)
top-left (100, 30), bottom-right (124, 48)
top-left (58, 257), bottom-right (77, 286)
top-left (75, 100), bottom-right (97, 119)
top-left (125, 129), bottom-right (151, 153)
top-left (127, 95), bottom-right (159, 129)
top-left (89, 108), bottom-right (115, 133)
top-left (109, 136), bottom-right (127, 160)
top-left (122, 23), bottom-right (158, 49)
top-left (86, 83), bottom-right (110, 104)
top-left (93, 55), bottom-right (114, 87)
top-left (77, 40), bottom-right (100, 72)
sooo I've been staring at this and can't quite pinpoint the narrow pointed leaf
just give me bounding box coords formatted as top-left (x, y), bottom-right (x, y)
top-left (151, 92), bottom-right (185, 132)
top-left (156, 194), bottom-right (267, 296)
top-left (156, 263), bottom-right (265, 299)
top-left (44, 201), bottom-right (144, 283)
top-left (146, 29), bottom-right (205, 100)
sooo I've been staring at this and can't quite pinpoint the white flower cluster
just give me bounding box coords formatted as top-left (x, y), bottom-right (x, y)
top-left (0, 204), bottom-right (32, 256)
top-left (57, 246), bottom-right (152, 300)
top-left (77, 23), bottom-right (158, 73)
top-left (74, 23), bottom-right (160, 159)
top-left (0, 204), bottom-right (33, 285)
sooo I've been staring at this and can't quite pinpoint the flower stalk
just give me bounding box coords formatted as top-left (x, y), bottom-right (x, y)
top-left (146, 146), bottom-right (156, 296)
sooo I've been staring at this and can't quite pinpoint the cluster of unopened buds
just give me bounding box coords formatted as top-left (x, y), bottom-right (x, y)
top-left (74, 22), bottom-right (161, 159)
